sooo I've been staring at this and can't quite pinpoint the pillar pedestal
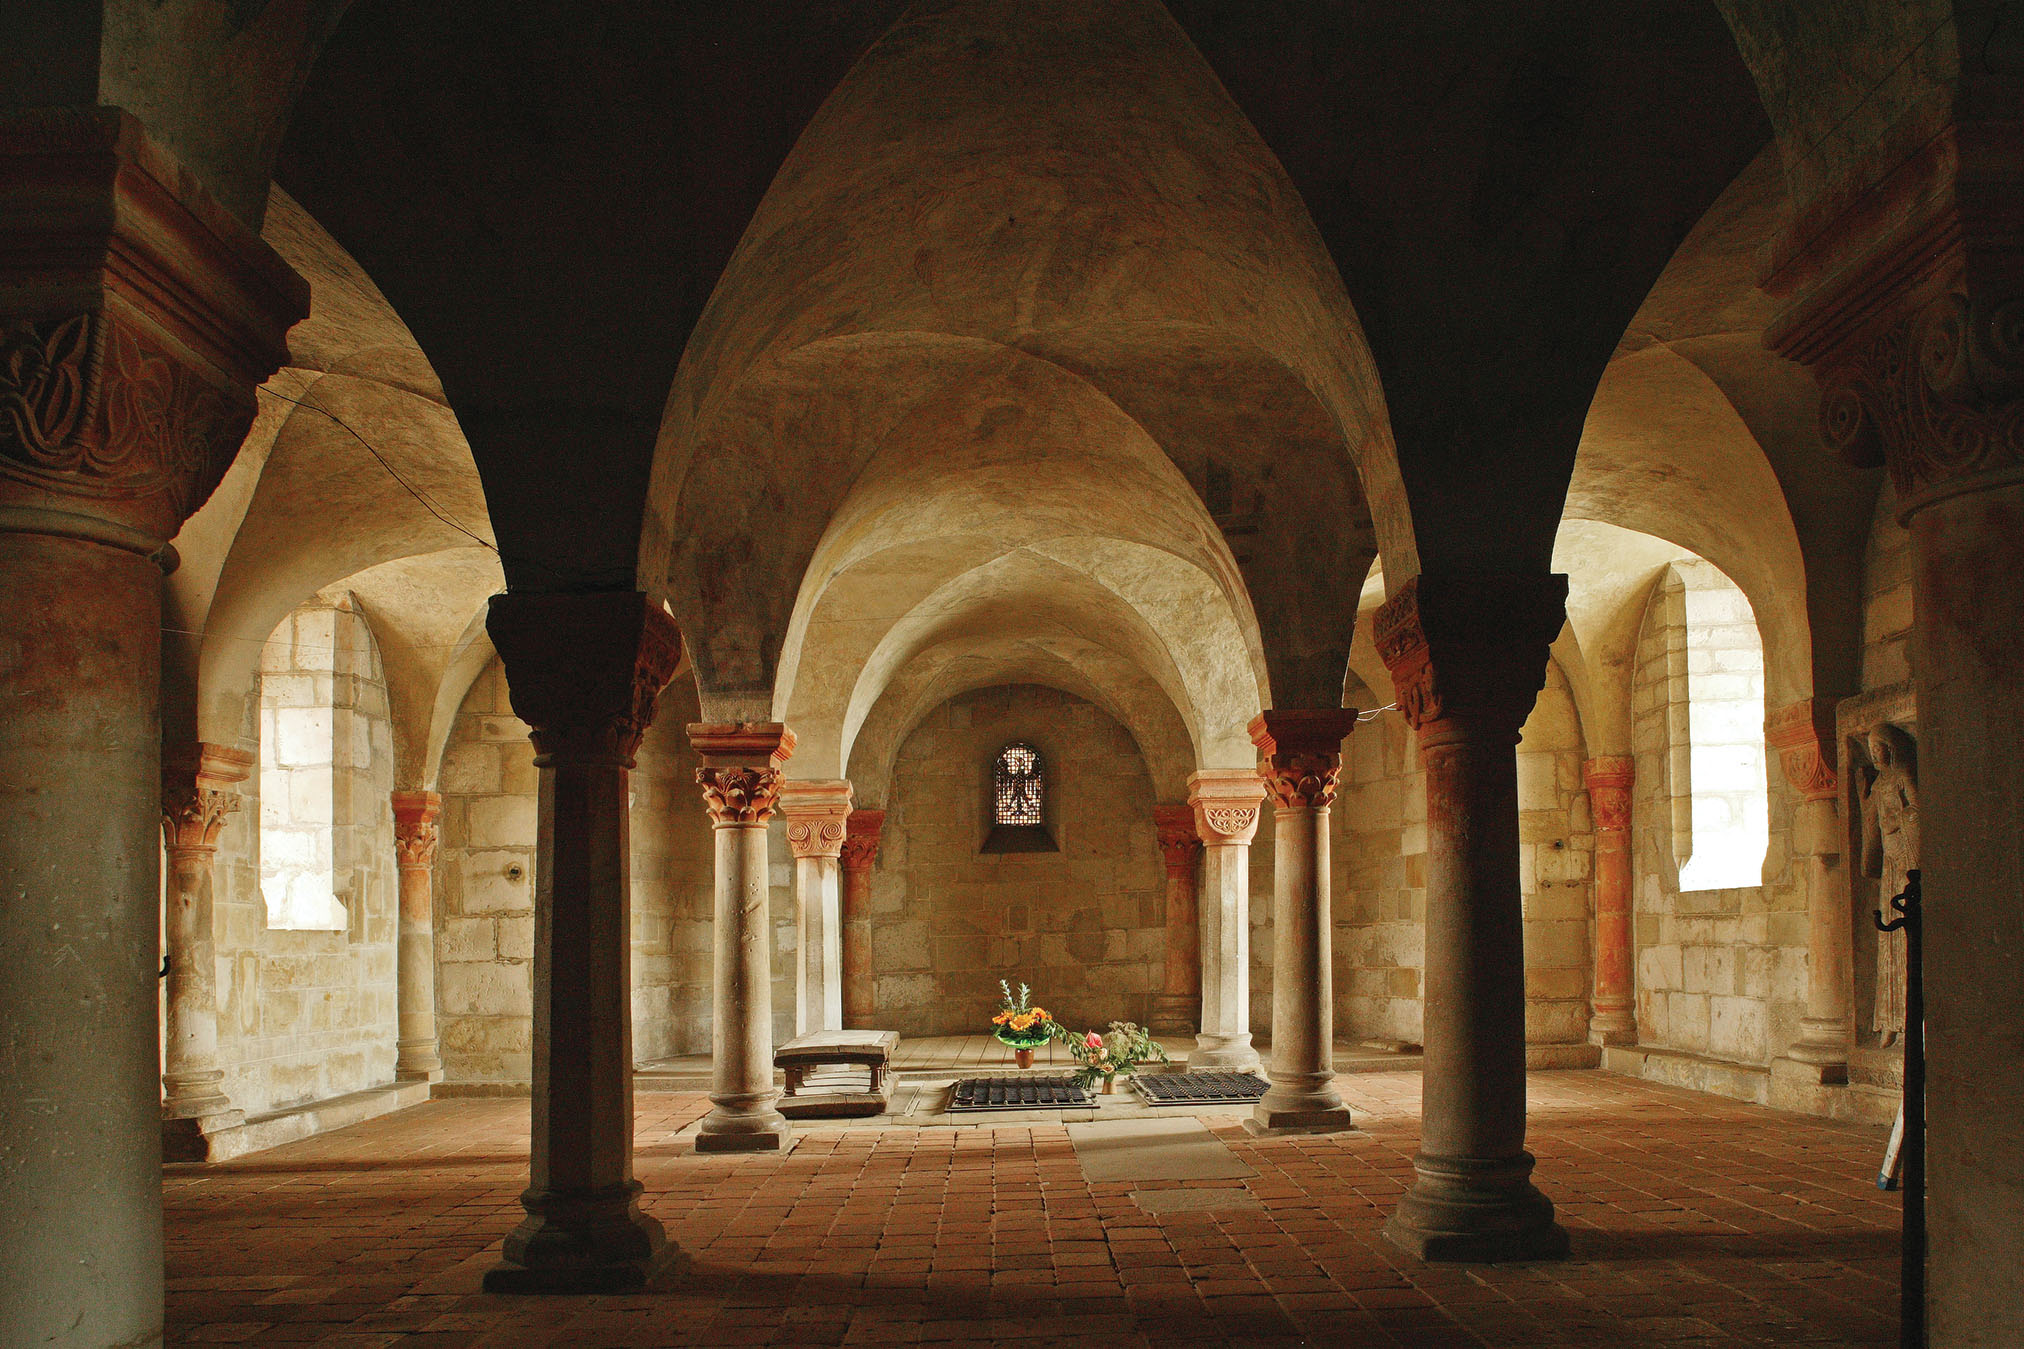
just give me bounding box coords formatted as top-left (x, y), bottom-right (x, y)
top-left (391, 791), bottom-right (446, 1083)
top-left (1246, 712), bottom-right (1359, 1134)
top-left (482, 592), bottom-right (684, 1294)
top-left (0, 109), bottom-right (305, 1348)
top-left (1376, 572), bottom-right (1571, 1262)
top-left (1582, 758), bottom-right (1636, 1047)
top-left (1766, 699), bottom-right (1850, 1082)
top-left (1186, 771), bottom-right (1264, 1074)
top-left (1149, 804), bottom-right (1203, 1035)
top-left (840, 810), bottom-right (884, 1029)
top-left (780, 780), bottom-right (851, 1036)
top-left (160, 744), bottom-right (255, 1159)
top-left (691, 723), bottom-right (795, 1154)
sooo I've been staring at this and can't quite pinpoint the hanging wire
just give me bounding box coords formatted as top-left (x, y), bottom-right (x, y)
top-left (1357, 702), bottom-right (1397, 721)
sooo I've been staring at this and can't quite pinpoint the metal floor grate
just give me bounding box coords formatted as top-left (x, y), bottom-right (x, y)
top-left (1131, 1071), bottom-right (1270, 1105)
top-left (947, 1076), bottom-right (1094, 1112)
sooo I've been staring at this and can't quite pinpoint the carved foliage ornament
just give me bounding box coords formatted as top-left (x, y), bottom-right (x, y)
top-left (1764, 698), bottom-right (1840, 803)
top-left (1819, 290), bottom-right (2024, 502)
top-left (0, 311), bottom-right (251, 517)
top-left (394, 818), bottom-right (441, 868)
top-left (1259, 752), bottom-right (1342, 811)
top-left (698, 766), bottom-right (785, 826)
top-left (161, 782), bottom-right (240, 852)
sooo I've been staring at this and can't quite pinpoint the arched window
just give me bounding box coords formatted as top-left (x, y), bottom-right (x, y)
top-left (994, 742), bottom-right (1044, 825)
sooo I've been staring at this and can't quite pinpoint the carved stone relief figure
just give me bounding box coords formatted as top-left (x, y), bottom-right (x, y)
top-left (1861, 724), bottom-right (1920, 1041)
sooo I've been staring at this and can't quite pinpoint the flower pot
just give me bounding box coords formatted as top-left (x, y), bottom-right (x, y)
top-left (1100, 1074), bottom-right (1116, 1094)
top-left (1014, 1048), bottom-right (1034, 1069)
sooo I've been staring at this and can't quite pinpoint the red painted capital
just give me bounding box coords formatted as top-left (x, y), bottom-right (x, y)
top-left (1249, 709), bottom-right (1359, 810)
top-left (486, 592), bottom-right (684, 765)
top-left (1372, 572), bottom-right (1567, 745)
top-left (1765, 698), bottom-right (1841, 803)
top-left (690, 722), bottom-right (795, 826)
top-left (0, 110), bottom-right (308, 545)
top-left (1583, 756), bottom-right (1635, 833)
top-left (841, 808), bottom-right (885, 874)
top-left (391, 790), bottom-right (443, 868)
top-left (1153, 804), bottom-right (1201, 874)
top-left (160, 742), bottom-right (255, 853)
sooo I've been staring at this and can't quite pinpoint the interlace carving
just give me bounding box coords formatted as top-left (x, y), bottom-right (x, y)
top-left (0, 312), bottom-right (250, 515)
top-left (1199, 804), bottom-right (1260, 840)
top-left (785, 814), bottom-right (848, 859)
top-left (698, 766), bottom-right (785, 825)
top-left (1819, 290), bottom-right (2024, 501)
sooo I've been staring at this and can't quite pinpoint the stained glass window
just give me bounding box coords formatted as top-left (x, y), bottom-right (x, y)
top-left (994, 742), bottom-right (1043, 826)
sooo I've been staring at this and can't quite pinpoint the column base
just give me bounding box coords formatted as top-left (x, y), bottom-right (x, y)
top-left (694, 1093), bottom-right (793, 1153)
top-left (396, 1043), bottom-right (446, 1083)
top-left (161, 1108), bottom-right (247, 1163)
top-left (484, 1182), bottom-right (680, 1294)
top-left (1587, 1011), bottom-right (1636, 1047)
top-left (1383, 1152), bottom-right (1569, 1263)
top-left (1247, 1076), bottom-right (1354, 1134)
top-left (1780, 1024), bottom-right (1850, 1082)
top-left (1148, 993), bottom-right (1200, 1037)
top-left (1189, 1032), bottom-right (1260, 1074)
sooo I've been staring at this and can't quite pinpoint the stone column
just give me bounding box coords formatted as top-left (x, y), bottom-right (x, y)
top-left (1248, 711), bottom-right (1360, 1133)
top-left (0, 111), bottom-right (304, 1349)
top-left (1149, 804), bottom-right (1203, 1035)
top-left (1582, 757), bottom-right (1636, 1046)
top-left (483, 592), bottom-right (683, 1293)
top-left (840, 808), bottom-right (884, 1028)
top-left (1376, 572), bottom-right (1571, 1261)
top-left (1186, 770), bottom-right (1264, 1073)
top-left (1766, 698), bottom-right (1850, 1081)
top-left (391, 791), bottom-right (446, 1083)
top-left (691, 723), bottom-right (795, 1152)
top-left (1804, 279), bottom-right (2024, 1336)
top-left (160, 744), bottom-right (256, 1158)
top-left (780, 779), bottom-right (852, 1035)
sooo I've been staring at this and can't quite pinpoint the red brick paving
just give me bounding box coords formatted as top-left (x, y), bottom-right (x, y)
top-left (164, 1071), bottom-right (1901, 1346)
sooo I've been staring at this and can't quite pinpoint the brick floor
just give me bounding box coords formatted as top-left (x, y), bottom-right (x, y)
top-left (163, 1071), bottom-right (1902, 1347)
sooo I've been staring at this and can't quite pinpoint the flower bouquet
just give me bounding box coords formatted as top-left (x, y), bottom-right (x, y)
top-left (1053, 1020), bottom-right (1170, 1093)
top-left (991, 980), bottom-right (1056, 1068)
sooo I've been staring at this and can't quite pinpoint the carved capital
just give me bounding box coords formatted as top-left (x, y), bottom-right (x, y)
top-left (486, 592), bottom-right (684, 765)
top-left (1249, 709), bottom-right (1359, 811)
top-left (391, 790), bottom-right (443, 868)
top-left (690, 723), bottom-right (795, 827)
top-left (841, 808), bottom-right (885, 873)
top-left (779, 779), bottom-right (853, 859)
top-left (1815, 289), bottom-right (2024, 510)
top-left (1373, 572), bottom-right (1568, 745)
top-left (1583, 756), bottom-right (1635, 833)
top-left (1187, 769), bottom-right (1265, 846)
top-left (1765, 697), bottom-right (1841, 803)
top-left (160, 742), bottom-right (254, 853)
top-left (1154, 804), bottom-right (1201, 873)
top-left (0, 109), bottom-right (307, 544)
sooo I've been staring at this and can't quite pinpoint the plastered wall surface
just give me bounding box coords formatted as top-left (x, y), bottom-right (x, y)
top-left (869, 684), bottom-right (1166, 1038)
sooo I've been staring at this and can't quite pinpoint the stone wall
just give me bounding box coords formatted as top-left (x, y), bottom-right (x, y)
top-left (869, 684), bottom-right (1166, 1037)
top-left (433, 656), bottom-right (719, 1082)
top-left (210, 594), bottom-right (400, 1117)
top-left (1516, 662), bottom-right (1594, 1045)
top-left (1630, 571), bottom-right (1809, 1089)
top-left (1861, 486), bottom-right (1913, 692)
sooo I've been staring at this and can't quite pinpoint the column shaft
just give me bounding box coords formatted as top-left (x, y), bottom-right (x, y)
top-left (840, 810), bottom-right (884, 1029)
top-left (1149, 804), bottom-right (1202, 1035)
top-left (1249, 710), bottom-right (1359, 1133)
top-left (692, 724), bottom-right (795, 1152)
top-left (392, 791), bottom-right (445, 1082)
top-left (1767, 700), bottom-right (1850, 1077)
top-left (1583, 758), bottom-right (1635, 1045)
top-left (1187, 772), bottom-right (1263, 1073)
top-left (780, 780), bottom-right (852, 1035)
top-left (1376, 572), bottom-right (1569, 1262)
top-left (483, 592), bottom-right (683, 1293)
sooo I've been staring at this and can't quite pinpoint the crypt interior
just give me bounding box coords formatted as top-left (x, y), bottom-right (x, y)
top-left (1, 2), bottom-right (2020, 1346)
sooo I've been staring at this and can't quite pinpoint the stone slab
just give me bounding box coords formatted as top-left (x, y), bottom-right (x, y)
top-left (1066, 1116), bottom-right (1255, 1182)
